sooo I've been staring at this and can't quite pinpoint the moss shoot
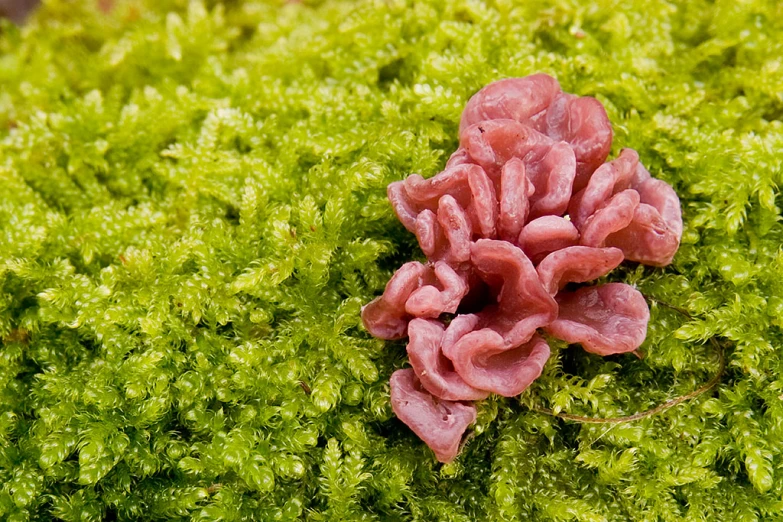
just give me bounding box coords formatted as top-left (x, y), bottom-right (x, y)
top-left (1, 0), bottom-right (783, 520)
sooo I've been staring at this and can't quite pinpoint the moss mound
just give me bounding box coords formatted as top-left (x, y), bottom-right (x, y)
top-left (1, 0), bottom-right (782, 520)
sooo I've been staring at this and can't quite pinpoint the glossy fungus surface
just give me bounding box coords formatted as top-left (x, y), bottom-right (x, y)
top-left (363, 73), bottom-right (682, 462)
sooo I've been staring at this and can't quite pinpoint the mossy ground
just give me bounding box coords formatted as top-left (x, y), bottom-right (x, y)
top-left (1, 0), bottom-right (782, 520)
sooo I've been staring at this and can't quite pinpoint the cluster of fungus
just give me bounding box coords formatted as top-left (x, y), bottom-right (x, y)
top-left (362, 74), bottom-right (683, 463)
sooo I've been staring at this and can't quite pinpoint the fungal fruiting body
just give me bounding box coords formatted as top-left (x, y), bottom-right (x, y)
top-left (363, 74), bottom-right (682, 463)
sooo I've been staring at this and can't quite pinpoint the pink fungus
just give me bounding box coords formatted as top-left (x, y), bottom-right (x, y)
top-left (407, 319), bottom-right (490, 401)
top-left (362, 261), bottom-right (469, 339)
top-left (465, 239), bottom-right (558, 348)
top-left (444, 330), bottom-right (550, 397)
top-left (536, 246), bottom-right (624, 296)
top-left (459, 119), bottom-right (576, 219)
top-left (390, 369), bottom-right (477, 463)
top-left (460, 75), bottom-right (612, 191)
top-left (363, 73), bottom-right (682, 461)
top-left (517, 216), bottom-right (580, 264)
top-left (544, 283), bottom-right (650, 356)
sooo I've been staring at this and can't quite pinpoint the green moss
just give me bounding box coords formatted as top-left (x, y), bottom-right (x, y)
top-left (1, 0), bottom-right (783, 519)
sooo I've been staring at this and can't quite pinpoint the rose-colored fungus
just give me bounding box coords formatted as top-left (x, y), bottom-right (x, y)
top-left (569, 149), bottom-right (682, 265)
top-left (517, 216), bottom-right (580, 264)
top-left (604, 163), bottom-right (682, 266)
top-left (460, 75), bottom-right (613, 192)
top-left (459, 74), bottom-right (561, 135)
top-left (459, 119), bottom-right (576, 219)
top-left (361, 261), bottom-right (469, 339)
top-left (444, 329), bottom-right (551, 397)
top-left (544, 283), bottom-right (650, 356)
top-left (388, 163), bottom-right (498, 239)
top-left (464, 239), bottom-right (558, 348)
top-left (536, 246), bottom-right (624, 296)
top-left (363, 73), bottom-right (682, 462)
top-left (389, 369), bottom-right (477, 463)
top-left (568, 149), bottom-right (640, 229)
top-left (498, 158), bottom-right (534, 242)
top-left (407, 318), bottom-right (489, 401)
top-left (579, 189), bottom-right (640, 248)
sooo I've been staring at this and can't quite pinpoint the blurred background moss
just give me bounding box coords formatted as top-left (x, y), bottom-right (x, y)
top-left (0, 0), bottom-right (39, 23)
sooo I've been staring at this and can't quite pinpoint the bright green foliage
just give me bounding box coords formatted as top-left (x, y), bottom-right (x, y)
top-left (1, 0), bottom-right (783, 520)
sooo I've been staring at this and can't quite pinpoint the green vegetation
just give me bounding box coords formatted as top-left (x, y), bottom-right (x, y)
top-left (1, 0), bottom-right (782, 519)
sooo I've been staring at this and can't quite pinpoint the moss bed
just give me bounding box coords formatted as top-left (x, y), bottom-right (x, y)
top-left (1, 0), bottom-right (783, 520)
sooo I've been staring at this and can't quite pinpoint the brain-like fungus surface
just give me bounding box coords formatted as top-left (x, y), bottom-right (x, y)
top-left (362, 73), bottom-right (683, 462)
